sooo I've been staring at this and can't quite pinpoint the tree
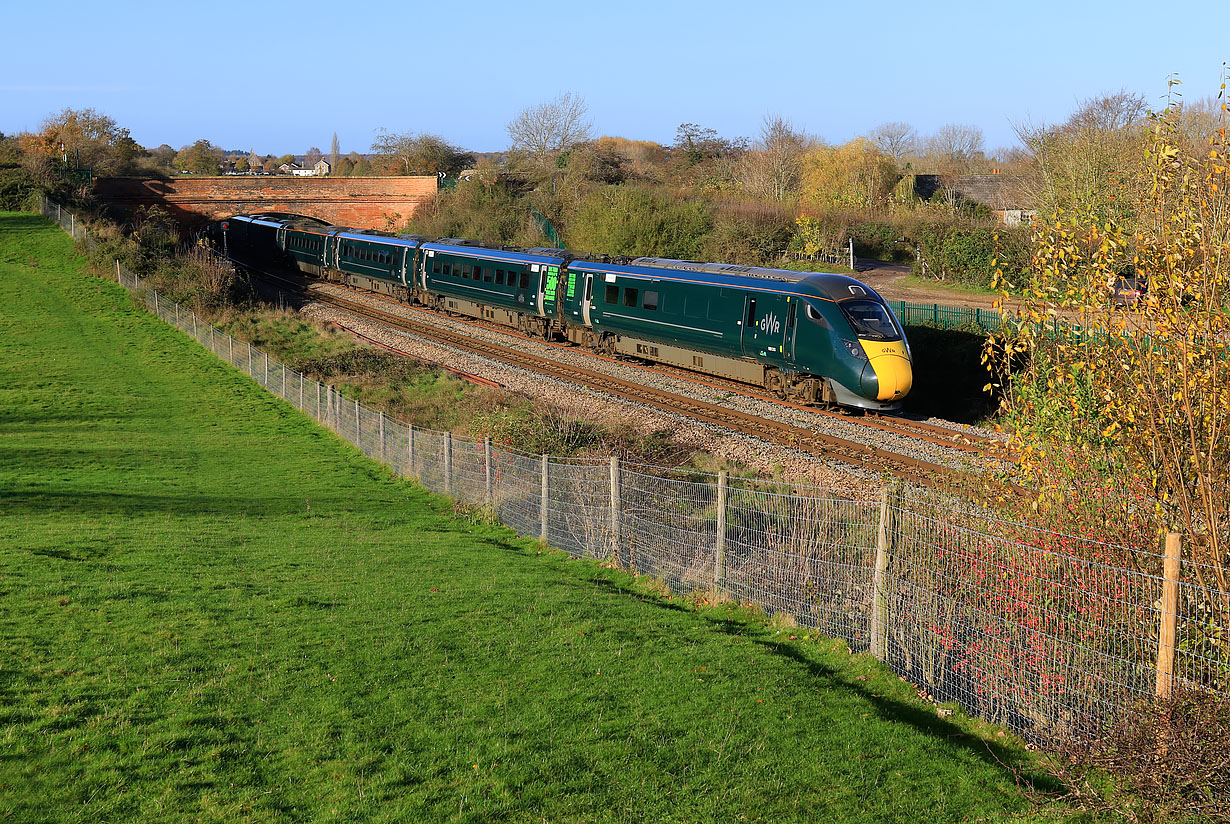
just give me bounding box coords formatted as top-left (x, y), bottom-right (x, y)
top-left (506, 92), bottom-right (592, 170)
top-left (233, 156), bottom-right (250, 173)
top-left (330, 132), bottom-right (340, 170)
top-left (868, 121), bottom-right (916, 163)
top-left (988, 95), bottom-right (1230, 644)
top-left (370, 130), bottom-right (473, 176)
top-left (18, 107), bottom-right (145, 176)
top-left (737, 115), bottom-right (810, 201)
top-left (800, 138), bottom-right (899, 208)
top-left (305, 146), bottom-right (323, 168)
top-left (173, 140), bottom-right (223, 175)
top-left (923, 123), bottom-right (985, 173)
top-left (1015, 91), bottom-right (1148, 222)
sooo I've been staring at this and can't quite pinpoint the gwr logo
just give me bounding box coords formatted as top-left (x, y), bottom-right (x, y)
top-left (758, 312), bottom-right (781, 335)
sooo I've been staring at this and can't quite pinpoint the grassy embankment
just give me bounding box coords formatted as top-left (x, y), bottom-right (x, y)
top-left (1, 212), bottom-right (1075, 822)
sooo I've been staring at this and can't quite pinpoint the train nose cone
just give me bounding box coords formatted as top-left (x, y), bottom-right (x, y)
top-left (859, 341), bottom-right (913, 401)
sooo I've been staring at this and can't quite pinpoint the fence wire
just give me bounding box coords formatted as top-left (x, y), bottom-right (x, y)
top-left (41, 197), bottom-right (1230, 745)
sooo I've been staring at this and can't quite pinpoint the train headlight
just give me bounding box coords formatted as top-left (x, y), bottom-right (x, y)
top-left (842, 340), bottom-right (866, 360)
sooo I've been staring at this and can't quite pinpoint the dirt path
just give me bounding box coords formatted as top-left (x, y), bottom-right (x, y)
top-left (855, 258), bottom-right (1004, 310)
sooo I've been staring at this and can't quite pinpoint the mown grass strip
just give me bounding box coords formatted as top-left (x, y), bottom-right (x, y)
top-left (0, 212), bottom-right (1069, 822)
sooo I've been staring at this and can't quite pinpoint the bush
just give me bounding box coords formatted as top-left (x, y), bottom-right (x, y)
top-left (701, 201), bottom-right (793, 265)
top-left (0, 165), bottom-right (36, 210)
top-left (407, 180), bottom-right (540, 246)
top-left (912, 222), bottom-right (1029, 291)
top-left (565, 185), bottom-right (713, 259)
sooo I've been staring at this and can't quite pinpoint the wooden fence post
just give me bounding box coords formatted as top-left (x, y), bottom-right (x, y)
top-left (714, 471), bottom-right (728, 593)
top-left (871, 486), bottom-right (892, 662)
top-left (354, 398), bottom-right (360, 446)
top-left (1155, 532), bottom-right (1183, 699)
top-left (540, 454), bottom-right (549, 543)
top-left (263, 351), bottom-right (269, 386)
top-left (609, 456), bottom-right (622, 565)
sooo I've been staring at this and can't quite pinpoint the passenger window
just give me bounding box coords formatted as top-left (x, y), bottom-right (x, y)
top-left (462, 264), bottom-right (471, 279)
top-left (432, 259), bottom-right (441, 275)
top-left (483, 268), bottom-right (492, 283)
top-left (624, 287), bottom-right (638, 307)
top-left (519, 271), bottom-right (529, 289)
top-left (496, 269), bottom-right (505, 285)
top-left (643, 290), bottom-right (659, 310)
top-left (473, 265), bottom-right (482, 280)
top-left (606, 284), bottom-right (619, 304)
top-left (442, 262), bottom-right (451, 276)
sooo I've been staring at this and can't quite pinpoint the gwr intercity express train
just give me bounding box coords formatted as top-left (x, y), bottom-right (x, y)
top-left (216, 214), bottom-right (913, 411)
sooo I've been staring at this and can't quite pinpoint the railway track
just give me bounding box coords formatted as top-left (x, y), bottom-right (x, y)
top-left (245, 268), bottom-right (991, 491)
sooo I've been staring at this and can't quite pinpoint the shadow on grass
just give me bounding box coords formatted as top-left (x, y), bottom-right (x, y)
top-left (587, 573), bottom-right (1068, 798)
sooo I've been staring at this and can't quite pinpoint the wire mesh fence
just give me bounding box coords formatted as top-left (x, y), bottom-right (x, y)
top-left (38, 197), bottom-right (1230, 746)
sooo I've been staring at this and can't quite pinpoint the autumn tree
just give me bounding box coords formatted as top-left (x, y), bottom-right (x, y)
top-left (988, 85), bottom-right (1230, 656)
top-left (669, 123), bottom-right (746, 190)
top-left (1015, 91), bottom-right (1148, 223)
top-left (19, 107), bottom-right (145, 176)
top-left (370, 130), bottom-right (473, 176)
top-left (329, 132), bottom-right (340, 170)
top-left (800, 138), bottom-right (899, 208)
top-left (506, 92), bottom-right (592, 171)
top-left (174, 140), bottom-right (223, 175)
top-left (305, 146), bottom-right (323, 168)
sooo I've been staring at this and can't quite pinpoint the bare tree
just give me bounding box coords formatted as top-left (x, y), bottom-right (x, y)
top-left (370, 130), bottom-right (473, 176)
top-left (738, 115), bottom-right (810, 201)
top-left (924, 124), bottom-right (985, 172)
top-left (507, 92), bottom-right (592, 168)
top-left (868, 121), bottom-right (916, 163)
top-left (305, 146), bottom-right (323, 168)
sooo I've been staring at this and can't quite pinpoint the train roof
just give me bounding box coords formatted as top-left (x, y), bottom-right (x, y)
top-left (568, 258), bottom-right (885, 303)
top-left (420, 241), bottom-right (567, 266)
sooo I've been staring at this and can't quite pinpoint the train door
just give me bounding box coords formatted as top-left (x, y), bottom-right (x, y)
top-left (582, 273), bottom-right (594, 326)
top-left (741, 293), bottom-right (791, 362)
top-left (784, 299), bottom-right (798, 361)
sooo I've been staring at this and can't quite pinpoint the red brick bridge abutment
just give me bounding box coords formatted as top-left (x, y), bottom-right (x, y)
top-left (92, 176), bottom-right (438, 233)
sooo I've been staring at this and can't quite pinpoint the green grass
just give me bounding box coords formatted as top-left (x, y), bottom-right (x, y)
top-left (898, 274), bottom-right (1002, 298)
top-left (0, 212), bottom-right (1076, 822)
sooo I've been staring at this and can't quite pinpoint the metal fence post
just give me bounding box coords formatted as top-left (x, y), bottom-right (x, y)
top-left (115, 259), bottom-right (121, 284)
top-left (484, 437), bottom-right (493, 507)
top-left (154, 290), bottom-right (159, 316)
top-left (263, 352), bottom-right (269, 386)
top-left (354, 398), bottom-right (360, 445)
top-left (609, 456), bottom-right (622, 565)
top-left (871, 486), bottom-right (892, 662)
top-left (1155, 533), bottom-right (1182, 699)
top-left (408, 425), bottom-right (416, 478)
top-left (228, 335), bottom-right (233, 364)
top-left (378, 411), bottom-right (386, 464)
top-left (540, 454), bottom-right (549, 543)
top-left (444, 432), bottom-right (453, 495)
top-left (714, 471), bottom-right (728, 592)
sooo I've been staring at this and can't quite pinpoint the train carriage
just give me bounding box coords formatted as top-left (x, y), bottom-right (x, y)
top-left (418, 242), bottom-right (568, 338)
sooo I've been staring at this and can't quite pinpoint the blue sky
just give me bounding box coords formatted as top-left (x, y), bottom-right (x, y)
top-left (2, 0), bottom-right (1225, 157)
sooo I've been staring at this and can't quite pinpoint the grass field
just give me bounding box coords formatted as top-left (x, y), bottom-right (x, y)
top-left (0, 212), bottom-right (1075, 822)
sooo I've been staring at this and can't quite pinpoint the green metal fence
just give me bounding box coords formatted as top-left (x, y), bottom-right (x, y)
top-left (887, 300), bottom-right (1003, 332)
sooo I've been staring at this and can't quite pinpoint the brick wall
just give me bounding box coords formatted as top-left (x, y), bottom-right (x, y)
top-left (93, 176), bottom-right (438, 233)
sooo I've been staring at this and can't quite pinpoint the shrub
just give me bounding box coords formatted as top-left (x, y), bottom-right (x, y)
top-left (701, 201), bottom-right (793, 265)
top-left (565, 185), bottom-right (713, 259)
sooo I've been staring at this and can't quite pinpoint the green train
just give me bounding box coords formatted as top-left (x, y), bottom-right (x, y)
top-left (217, 214), bottom-right (912, 411)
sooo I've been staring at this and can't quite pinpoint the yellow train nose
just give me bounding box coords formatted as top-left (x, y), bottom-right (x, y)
top-left (860, 340), bottom-right (913, 401)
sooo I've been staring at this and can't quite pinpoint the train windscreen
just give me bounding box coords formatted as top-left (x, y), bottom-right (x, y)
top-left (840, 299), bottom-right (901, 341)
